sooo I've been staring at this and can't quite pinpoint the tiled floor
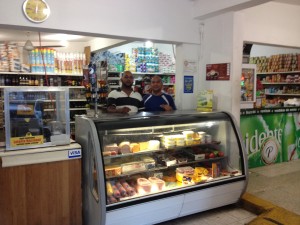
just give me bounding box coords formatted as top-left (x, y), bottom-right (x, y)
top-left (157, 159), bottom-right (300, 225)
top-left (246, 159), bottom-right (300, 215)
top-left (157, 204), bottom-right (256, 225)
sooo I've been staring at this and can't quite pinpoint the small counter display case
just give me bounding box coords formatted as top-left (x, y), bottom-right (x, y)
top-left (76, 111), bottom-right (248, 225)
top-left (4, 87), bottom-right (70, 150)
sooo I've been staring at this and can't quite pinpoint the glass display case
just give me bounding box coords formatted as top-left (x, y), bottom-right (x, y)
top-left (76, 111), bottom-right (248, 225)
top-left (4, 87), bottom-right (70, 150)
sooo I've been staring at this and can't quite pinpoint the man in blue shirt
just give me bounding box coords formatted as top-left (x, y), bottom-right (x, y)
top-left (143, 75), bottom-right (176, 111)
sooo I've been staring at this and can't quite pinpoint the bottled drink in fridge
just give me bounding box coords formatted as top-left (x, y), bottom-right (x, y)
top-left (281, 113), bottom-right (296, 161)
top-left (294, 113), bottom-right (300, 159)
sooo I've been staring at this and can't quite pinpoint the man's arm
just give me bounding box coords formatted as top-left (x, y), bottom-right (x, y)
top-left (107, 105), bottom-right (130, 113)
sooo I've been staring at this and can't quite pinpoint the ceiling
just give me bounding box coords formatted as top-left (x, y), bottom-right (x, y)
top-left (0, 0), bottom-right (299, 44)
top-left (275, 0), bottom-right (300, 5)
top-left (0, 29), bottom-right (97, 43)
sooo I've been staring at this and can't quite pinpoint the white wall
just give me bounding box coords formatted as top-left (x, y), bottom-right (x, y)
top-left (199, 12), bottom-right (243, 121)
top-left (175, 43), bottom-right (201, 110)
top-left (196, 1), bottom-right (300, 123)
top-left (0, 0), bottom-right (200, 44)
top-left (250, 45), bottom-right (300, 57)
top-left (193, 0), bottom-right (271, 19)
top-left (242, 2), bottom-right (300, 48)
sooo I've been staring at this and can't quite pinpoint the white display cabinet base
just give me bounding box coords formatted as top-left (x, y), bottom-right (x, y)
top-left (106, 195), bottom-right (184, 225)
top-left (105, 181), bottom-right (245, 225)
top-left (180, 181), bottom-right (244, 217)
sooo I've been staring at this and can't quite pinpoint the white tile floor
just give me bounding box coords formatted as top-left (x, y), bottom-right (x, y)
top-left (156, 204), bottom-right (256, 225)
top-left (247, 159), bottom-right (300, 215)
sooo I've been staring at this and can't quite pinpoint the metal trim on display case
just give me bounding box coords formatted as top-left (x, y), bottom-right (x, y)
top-left (75, 116), bottom-right (106, 225)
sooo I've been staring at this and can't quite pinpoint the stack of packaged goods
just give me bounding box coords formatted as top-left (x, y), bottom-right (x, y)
top-left (158, 52), bottom-right (175, 74)
top-left (54, 51), bottom-right (85, 75)
top-left (30, 48), bottom-right (55, 73)
top-left (145, 47), bottom-right (159, 73)
top-left (0, 43), bottom-right (9, 72)
top-left (250, 54), bottom-right (299, 73)
top-left (108, 53), bottom-right (124, 72)
top-left (124, 53), bottom-right (131, 71)
top-left (129, 49), bottom-right (137, 72)
top-left (8, 43), bottom-right (22, 72)
top-left (135, 47), bottom-right (159, 73)
top-left (135, 47), bottom-right (146, 72)
top-left (30, 49), bottom-right (86, 75)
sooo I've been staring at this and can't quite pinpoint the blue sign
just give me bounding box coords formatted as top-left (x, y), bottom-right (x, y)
top-left (184, 76), bottom-right (194, 93)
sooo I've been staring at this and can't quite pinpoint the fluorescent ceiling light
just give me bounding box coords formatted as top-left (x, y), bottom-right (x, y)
top-left (145, 41), bottom-right (153, 48)
top-left (43, 34), bottom-right (85, 41)
top-left (59, 40), bottom-right (69, 47)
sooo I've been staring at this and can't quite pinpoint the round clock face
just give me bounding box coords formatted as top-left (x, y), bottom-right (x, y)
top-left (23, 0), bottom-right (50, 23)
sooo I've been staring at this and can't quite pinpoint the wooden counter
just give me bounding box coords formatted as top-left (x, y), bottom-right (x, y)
top-left (0, 143), bottom-right (82, 225)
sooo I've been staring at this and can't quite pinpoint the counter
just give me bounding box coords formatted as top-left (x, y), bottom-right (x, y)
top-left (0, 141), bottom-right (81, 167)
top-left (0, 142), bottom-right (82, 225)
top-left (240, 107), bottom-right (300, 168)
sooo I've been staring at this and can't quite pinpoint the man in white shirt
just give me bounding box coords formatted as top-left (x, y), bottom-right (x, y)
top-left (107, 71), bottom-right (143, 113)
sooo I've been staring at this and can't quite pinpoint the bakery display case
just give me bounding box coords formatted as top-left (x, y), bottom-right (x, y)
top-left (4, 86), bottom-right (70, 150)
top-left (75, 111), bottom-right (248, 225)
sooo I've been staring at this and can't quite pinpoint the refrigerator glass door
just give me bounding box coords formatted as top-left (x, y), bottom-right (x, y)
top-left (94, 112), bottom-right (246, 208)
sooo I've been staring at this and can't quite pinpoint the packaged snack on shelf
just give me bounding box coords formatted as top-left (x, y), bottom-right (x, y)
top-left (105, 165), bottom-right (122, 177)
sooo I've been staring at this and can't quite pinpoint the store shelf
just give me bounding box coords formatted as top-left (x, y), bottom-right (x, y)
top-left (262, 82), bottom-right (300, 85)
top-left (70, 107), bottom-right (90, 111)
top-left (106, 156), bottom-right (226, 180)
top-left (265, 93), bottom-right (300, 96)
top-left (68, 86), bottom-right (85, 89)
top-left (108, 71), bottom-right (175, 76)
top-left (109, 85), bottom-right (120, 88)
top-left (0, 85), bottom-right (85, 88)
top-left (257, 71), bottom-right (300, 75)
top-left (107, 77), bottom-right (120, 81)
top-left (132, 72), bottom-right (175, 75)
top-left (69, 99), bottom-right (87, 102)
top-left (0, 71), bottom-right (83, 77)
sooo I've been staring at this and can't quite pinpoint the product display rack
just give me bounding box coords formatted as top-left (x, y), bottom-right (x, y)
top-left (257, 70), bottom-right (300, 107)
top-left (76, 111), bottom-right (248, 225)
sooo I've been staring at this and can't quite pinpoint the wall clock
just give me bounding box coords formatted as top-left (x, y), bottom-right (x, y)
top-left (23, 0), bottom-right (51, 23)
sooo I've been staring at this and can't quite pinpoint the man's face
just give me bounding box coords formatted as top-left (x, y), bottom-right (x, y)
top-left (121, 72), bottom-right (134, 87)
top-left (151, 77), bottom-right (163, 92)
